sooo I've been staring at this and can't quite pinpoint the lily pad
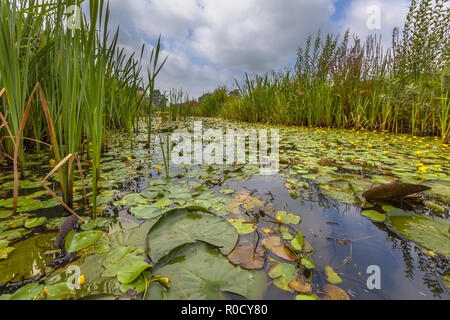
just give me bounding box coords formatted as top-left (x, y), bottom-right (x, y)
top-left (291, 231), bottom-right (304, 250)
top-left (65, 230), bottom-right (103, 253)
top-left (296, 294), bottom-right (317, 300)
top-left (422, 180), bottom-right (450, 203)
top-left (322, 284), bottom-right (350, 300)
top-left (301, 258), bottom-right (315, 269)
top-left (0, 233), bottom-right (56, 284)
top-left (146, 208), bottom-right (238, 262)
top-left (130, 205), bottom-right (163, 220)
top-left (227, 245), bottom-right (265, 270)
top-left (219, 188), bottom-right (235, 195)
top-left (146, 243), bottom-right (267, 300)
top-left (0, 247), bottom-right (15, 260)
top-left (386, 210), bottom-right (450, 257)
top-left (325, 266), bottom-right (343, 284)
top-left (361, 210), bottom-right (386, 222)
top-left (44, 282), bottom-right (73, 300)
top-left (114, 193), bottom-right (148, 206)
top-left (0, 240), bottom-right (8, 249)
top-left (100, 246), bottom-right (151, 284)
top-left (9, 283), bottom-right (44, 300)
top-left (24, 217), bottom-right (47, 229)
top-left (276, 211), bottom-right (301, 225)
top-left (268, 262), bottom-right (297, 291)
top-left (228, 218), bottom-right (256, 234)
top-left (262, 236), bottom-right (297, 261)
top-left (289, 280), bottom-right (312, 293)
top-left (0, 211), bottom-right (12, 219)
top-left (80, 218), bottom-right (111, 231)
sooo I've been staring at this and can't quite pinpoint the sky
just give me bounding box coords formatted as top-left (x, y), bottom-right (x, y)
top-left (93, 0), bottom-right (411, 99)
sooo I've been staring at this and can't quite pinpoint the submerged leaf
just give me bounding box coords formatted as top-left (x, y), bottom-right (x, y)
top-left (322, 284), bottom-right (350, 300)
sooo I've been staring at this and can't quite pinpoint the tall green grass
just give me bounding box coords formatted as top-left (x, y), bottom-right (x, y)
top-left (0, 0), bottom-right (166, 217)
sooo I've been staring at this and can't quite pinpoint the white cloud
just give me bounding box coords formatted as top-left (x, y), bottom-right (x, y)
top-left (337, 0), bottom-right (410, 49)
top-left (101, 0), bottom-right (410, 98)
top-left (192, 0), bottom-right (336, 72)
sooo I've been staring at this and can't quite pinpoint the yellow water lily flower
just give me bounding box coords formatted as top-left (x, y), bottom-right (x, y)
top-left (49, 159), bottom-right (56, 166)
top-left (78, 275), bottom-right (85, 285)
top-left (418, 166), bottom-right (428, 173)
top-left (156, 166), bottom-right (162, 171)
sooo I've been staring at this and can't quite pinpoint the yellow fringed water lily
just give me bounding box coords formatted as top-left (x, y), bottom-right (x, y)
top-left (418, 166), bottom-right (429, 173)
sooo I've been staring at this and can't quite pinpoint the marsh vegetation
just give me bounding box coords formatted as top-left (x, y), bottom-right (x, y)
top-left (0, 0), bottom-right (449, 300)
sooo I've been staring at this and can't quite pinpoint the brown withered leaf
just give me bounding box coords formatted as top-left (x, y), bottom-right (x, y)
top-left (289, 280), bottom-right (312, 293)
top-left (362, 182), bottom-right (431, 201)
top-left (227, 245), bottom-right (265, 270)
top-left (322, 284), bottom-right (351, 300)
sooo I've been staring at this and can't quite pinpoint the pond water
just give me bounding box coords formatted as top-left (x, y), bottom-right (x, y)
top-left (0, 118), bottom-right (449, 300)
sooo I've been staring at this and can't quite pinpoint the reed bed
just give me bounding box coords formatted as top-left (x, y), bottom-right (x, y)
top-left (0, 0), bottom-right (166, 217)
top-left (189, 0), bottom-right (449, 143)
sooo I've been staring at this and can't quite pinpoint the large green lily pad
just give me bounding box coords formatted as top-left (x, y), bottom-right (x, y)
top-left (65, 230), bottom-right (103, 253)
top-left (386, 210), bottom-right (450, 257)
top-left (131, 205), bottom-right (163, 220)
top-left (147, 208), bottom-right (238, 262)
top-left (102, 246), bottom-right (150, 284)
top-left (8, 283), bottom-right (44, 300)
top-left (146, 243), bottom-right (267, 300)
top-left (422, 180), bottom-right (450, 203)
